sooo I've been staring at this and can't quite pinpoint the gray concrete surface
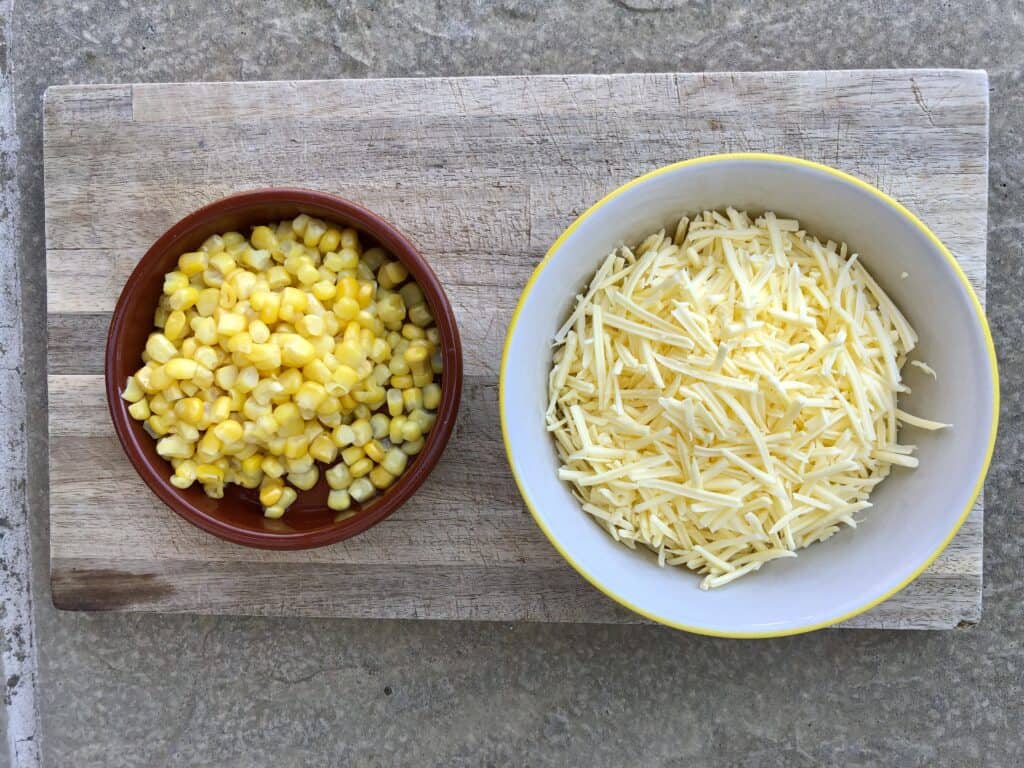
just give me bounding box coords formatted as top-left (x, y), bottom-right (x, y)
top-left (6, 1), bottom-right (1023, 766)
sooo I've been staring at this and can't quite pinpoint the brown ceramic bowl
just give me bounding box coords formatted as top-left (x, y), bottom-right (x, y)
top-left (106, 189), bottom-right (463, 549)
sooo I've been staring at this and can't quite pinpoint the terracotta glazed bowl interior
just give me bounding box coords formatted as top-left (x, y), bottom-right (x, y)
top-left (106, 189), bottom-right (463, 549)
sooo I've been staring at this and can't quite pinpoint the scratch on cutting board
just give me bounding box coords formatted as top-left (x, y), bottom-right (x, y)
top-left (910, 77), bottom-right (936, 127)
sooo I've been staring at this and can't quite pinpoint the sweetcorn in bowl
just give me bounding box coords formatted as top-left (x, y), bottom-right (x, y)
top-left (500, 153), bottom-right (997, 637)
top-left (106, 189), bottom-right (463, 549)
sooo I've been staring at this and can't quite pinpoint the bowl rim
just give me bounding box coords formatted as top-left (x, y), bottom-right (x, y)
top-left (499, 152), bottom-right (999, 638)
top-left (106, 187), bottom-right (463, 549)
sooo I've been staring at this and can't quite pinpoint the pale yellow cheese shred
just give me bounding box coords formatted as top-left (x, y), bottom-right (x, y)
top-left (546, 208), bottom-right (948, 590)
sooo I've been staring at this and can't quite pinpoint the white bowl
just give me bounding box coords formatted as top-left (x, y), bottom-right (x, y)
top-left (500, 153), bottom-right (998, 637)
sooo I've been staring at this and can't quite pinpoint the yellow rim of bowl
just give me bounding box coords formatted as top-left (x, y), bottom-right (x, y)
top-left (499, 152), bottom-right (1000, 639)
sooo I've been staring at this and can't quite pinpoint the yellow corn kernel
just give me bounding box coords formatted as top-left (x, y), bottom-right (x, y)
top-left (350, 419), bottom-right (372, 446)
top-left (127, 399), bottom-right (151, 421)
top-left (275, 368), bottom-right (301, 396)
top-left (386, 388), bottom-right (404, 417)
top-left (273, 399), bottom-right (302, 427)
top-left (148, 365), bottom-right (172, 392)
top-left (213, 364), bottom-right (238, 390)
top-left (196, 462), bottom-right (225, 484)
top-left (325, 462), bottom-right (352, 490)
top-left (168, 286), bottom-right (200, 312)
top-left (194, 288), bottom-right (218, 317)
top-left (333, 424), bottom-right (356, 448)
top-left (294, 314), bottom-right (323, 338)
top-left (279, 287), bottom-right (308, 322)
top-left (209, 251), bottom-right (236, 276)
top-left (412, 370), bottom-right (433, 388)
top-left (122, 376), bottom-right (145, 403)
top-left (250, 225), bottom-right (278, 251)
top-left (178, 251), bottom-right (208, 277)
top-left (194, 345), bottom-right (220, 370)
top-left (341, 445), bottom-right (365, 466)
top-left (317, 395), bottom-right (341, 418)
top-left (288, 466), bottom-right (319, 491)
top-left (263, 504), bottom-right (285, 519)
top-left (146, 414), bottom-right (171, 436)
top-left (430, 350), bottom-right (443, 375)
top-left (426, 328), bottom-right (440, 345)
top-left (309, 434), bottom-right (338, 464)
top-left (360, 246), bottom-right (385, 270)
top-left (382, 448), bottom-right (408, 476)
top-left (356, 283), bottom-right (375, 309)
top-left (193, 365), bottom-right (214, 389)
top-left (318, 227), bottom-right (341, 253)
top-left (349, 457), bottom-right (373, 478)
top-left (368, 414), bottom-right (388, 441)
top-left (401, 420), bottom-right (423, 442)
top-left (378, 261), bottom-right (408, 289)
top-left (409, 408), bottom-right (436, 434)
top-left (334, 296), bottom-right (360, 321)
top-left (163, 357), bottom-right (197, 381)
top-left (248, 343), bottom-right (281, 372)
top-left (353, 404), bottom-right (371, 421)
top-left (249, 319), bottom-right (271, 344)
top-left (157, 435), bottom-right (194, 459)
top-left (293, 380), bottom-right (327, 412)
top-left (163, 310), bottom-right (187, 341)
top-left (391, 374), bottom-right (413, 390)
top-left (145, 333), bottom-right (178, 364)
top-left (422, 383), bottom-right (441, 410)
top-left (283, 434), bottom-right (309, 460)
top-left (215, 311), bottom-right (245, 337)
top-left (278, 487), bottom-right (298, 510)
top-left (327, 489), bottom-right (351, 512)
top-left (148, 393), bottom-right (171, 415)
top-left (286, 455), bottom-right (314, 475)
top-left (398, 282), bottom-right (424, 307)
top-left (280, 334), bottom-right (316, 367)
top-left (349, 477), bottom-right (376, 503)
top-left (259, 478), bottom-right (284, 507)
top-left (241, 453), bottom-right (264, 476)
top-left (201, 269), bottom-right (224, 288)
top-left (210, 395), bottom-right (233, 423)
top-left (404, 345), bottom-right (429, 365)
top-left (408, 302), bottom-right (433, 328)
top-left (301, 217), bottom-right (326, 248)
top-left (364, 439), bottom-right (386, 463)
top-left (163, 270), bottom-right (189, 295)
top-left (212, 419), bottom-right (244, 446)
top-left (403, 388), bottom-right (424, 412)
top-left (265, 266), bottom-right (290, 291)
top-left (339, 394), bottom-right (358, 411)
top-left (402, 437), bottom-right (424, 455)
top-left (369, 466), bottom-right (395, 490)
top-left (389, 355), bottom-right (410, 376)
top-left (170, 459), bottom-right (198, 489)
top-left (369, 338), bottom-right (391, 364)
top-left (402, 323), bottom-right (426, 341)
top-left (174, 397), bottom-right (204, 425)
top-left (389, 416), bottom-right (406, 444)
top-left (261, 455), bottom-right (285, 478)
top-left (327, 365), bottom-right (360, 396)
top-left (180, 337), bottom-right (198, 359)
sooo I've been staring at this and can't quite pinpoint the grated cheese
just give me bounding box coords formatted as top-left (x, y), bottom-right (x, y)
top-left (546, 208), bottom-right (948, 589)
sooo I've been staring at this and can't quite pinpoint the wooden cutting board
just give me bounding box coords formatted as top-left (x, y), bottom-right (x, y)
top-left (44, 70), bottom-right (989, 629)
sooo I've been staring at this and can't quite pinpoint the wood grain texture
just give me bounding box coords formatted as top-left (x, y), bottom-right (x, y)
top-left (43, 70), bottom-right (989, 628)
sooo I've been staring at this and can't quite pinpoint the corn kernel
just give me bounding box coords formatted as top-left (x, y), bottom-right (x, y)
top-left (370, 413), bottom-right (390, 440)
top-left (430, 350), bottom-right (443, 375)
top-left (408, 303), bottom-right (433, 328)
top-left (402, 437), bottom-right (425, 455)
top-left (402, 323), bottom-right (426, 340)
top-left (241, 453), bottom-right (264, 475)
top-left (122, 376), bottom-right (145, 403)
top-left (389, 415), bottom-right (406, 443)
top-left (259, 479), bottom-right (284, 507)
top-left (382, 448), bottom-right (408, 476)
top-left (401, 420), bottom-right (423, 442)
top-left (261, 455), bottom-right (285, 478)
top-left (169, 287), bottom-right (200, 311)
top-left (326, 463), bottom-right (352, 489)
top-left (413, 370), bottom-right (434, 387)
top-left (422, 383), bottom-right (441, 410)
top-left (398, 283), bottom-right (424, 308)
top-left (327, 489), bottom-right (351, 511)
top-left (391, 374), bottom-right (413, 389)
top-left (333, 424), bottom-right (356, 448)
top-left (288, 466), bottom-right (319, 491)
top-left (349, 457), bottom-right (373, 478)
top-left (280, 334), bottom-right (316, 367)
top-left (365, 439), bottom-right (386, 463)
top-left (164, 310), bottom-right (187, 341)
top-left (303, 218), bottom-right (327, 248)
top-left (157, 435), bottom-right (194, 459)
top-left (165, 357), bottom-right (199, 380)
top-left (308, 434), bottom-right (338, 464)
top-left (127, 399), bottom-right (151, 420)
top-left (170, 459), bottom-right (198, 489)
top-left (209, 252), bottom-right (236, 276)
top-left (369, 466), bottom-right (395, 490)
top-left (349, 477), bottom-right (376, 503)
top-left (164, 270), bottom-right (189, 295)
top-left (403, 388), bottom-right (423, 412)
top-left (341, 445), bottom-right (365, 466)
top-left (145, 333), bottom-right (178, 364)
top-left (146, 414), bottom-right (171, 436)
top-left (351, 419), bottom-right (372, 446)
top-left (174, 397), bottom-right (204, 425)
top-left (283, 434), bottom-right (309, 460)
top-left (250, 225), bottom-right (278, 251)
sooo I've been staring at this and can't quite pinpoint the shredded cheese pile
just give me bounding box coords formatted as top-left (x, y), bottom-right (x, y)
top-left (546, 208), bottom-right (949, 589)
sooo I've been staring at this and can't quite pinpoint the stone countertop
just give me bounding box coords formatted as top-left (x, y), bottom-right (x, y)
top-left (2, 2), bottom-right (1022, 766)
